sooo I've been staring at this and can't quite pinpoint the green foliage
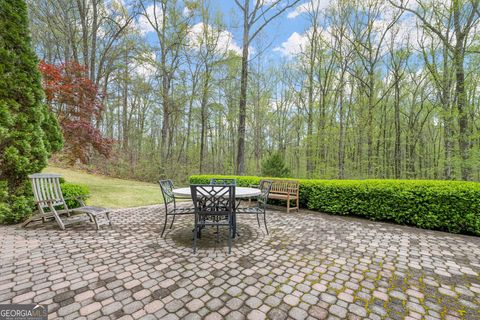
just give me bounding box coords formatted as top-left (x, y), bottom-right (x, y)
top-left (61, 183), bottom-right (89, 208)
top-left (190, 175), bottom-right (480, 236)
top-left (0, 180), bottom-right (89, 224)
top-left (0, 0), bottom-right (63, 222)
top-left (0, 181), bottom-right (33, 223)
top-left (190, 175), bottom-right (263, 187)
top-left (261, 152), bottom-right (290, 177)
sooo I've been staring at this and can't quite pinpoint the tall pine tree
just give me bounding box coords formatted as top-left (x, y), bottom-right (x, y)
top-left (0, 0), bottom-right (63, 223)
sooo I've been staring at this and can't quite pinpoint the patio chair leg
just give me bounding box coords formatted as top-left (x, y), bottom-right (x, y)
top-left (22, 216), bottom-right (34, 228)
top-left (169, 215), bottom-right (176, 229)
top-left (263, 212), bottom-right (269, 235)
top-left (49, 205), bottom-right (65, 230)
top-left (216, 225), bottom-right (219, 243)
top-left (106, 212), bottom-right (112, 226)
top-left (256, 212), bottom-right (261, 227)
top-left (161, 215), bottom-right (168, 237)
top-left (92, 215), bottom-right (99, 230)
top-left (193, 224), bottom-right (198, 254)
top-left (228, 218), bottom-right (232, 254)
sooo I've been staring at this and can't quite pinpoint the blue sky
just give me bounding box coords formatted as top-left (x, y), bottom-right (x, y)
top-left (211, 0), bottom-right (311, 62)
top-left (136, 0), bottom-right (314, 64)
top-left (134, 0), bottom-right (429, 78)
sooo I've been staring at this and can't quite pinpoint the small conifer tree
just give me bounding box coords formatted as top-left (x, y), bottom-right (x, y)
top-left (261, 152), bottom-right (291, 177)
top-left (0, 0), bottom-right (63, 223)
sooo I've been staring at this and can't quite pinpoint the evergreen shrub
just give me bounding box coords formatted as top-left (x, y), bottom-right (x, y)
top-left (0, 0), bottom-right (63, 223)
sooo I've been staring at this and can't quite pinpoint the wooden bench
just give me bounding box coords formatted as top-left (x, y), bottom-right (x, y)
top-left (268, 180), bottom-right (299, 213)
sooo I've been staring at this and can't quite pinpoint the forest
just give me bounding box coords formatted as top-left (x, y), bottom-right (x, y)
top-left (27, 0), bottom-right (480, 182)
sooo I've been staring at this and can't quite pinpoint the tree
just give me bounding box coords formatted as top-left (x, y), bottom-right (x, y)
top-left (261, 152), bottom-right (290, 177)
top-left (0, 0), bottom-right (63, 223)
top-left (39, 61), bottom-right (112, 164)
top-left (234, 0), bottom-right (302, 175)
top-left (139, 0), bottom-right (194, 164)
top-left (25, 0), bottom-right (480, 182)
top-left (391, 0), bottom-right (480, 180)
top-left (347, 0), bottom-right (403, 177)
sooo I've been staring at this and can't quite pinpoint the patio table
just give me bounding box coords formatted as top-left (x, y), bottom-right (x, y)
top-left (172, 187), bottom-right (261, 238)
top-left (172, 186), bottom-right (261, 198)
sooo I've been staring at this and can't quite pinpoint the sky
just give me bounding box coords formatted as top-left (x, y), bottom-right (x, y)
top-left (135, 0), bottom-right (316, 63)
top-left (211, 0), bottom-right (312, 59)
top-left (131, 0), bottom-right (436, 76)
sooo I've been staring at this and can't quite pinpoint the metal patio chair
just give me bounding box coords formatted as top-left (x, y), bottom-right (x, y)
top-left (158, 179), bottom-right (194, 237)
top-left (237, 180), bottom-right (273, 234)
top-left (190, 184), bottom-right (235, 254)
top-left (24, 173), bottom-right (111, 230)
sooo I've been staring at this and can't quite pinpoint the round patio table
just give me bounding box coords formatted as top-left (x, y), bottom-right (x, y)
top-left (172, 186), bottom-right (261, 198)
top-left (172, 187), bottom-right (261, 239)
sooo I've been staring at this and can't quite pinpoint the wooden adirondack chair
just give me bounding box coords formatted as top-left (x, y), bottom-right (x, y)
top-left (24, 173), bottom-right (111, 230)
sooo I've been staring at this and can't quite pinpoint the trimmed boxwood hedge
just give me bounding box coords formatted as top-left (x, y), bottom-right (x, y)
top-left (61, 183), bottom-right (90, 209)
top-left (189, 175), bottom-right (480, 236)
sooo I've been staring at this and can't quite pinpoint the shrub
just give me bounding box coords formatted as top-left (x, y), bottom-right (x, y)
top-left (61, 183), bottom-right (90, 209)
top-left (0, 0), bottom-right (63, 223)
top-left (261, 152), bottom-right (290, 177)
top-left (189, 175), bottom-right (480, 236)
top-left (0, 181), bottom-right (33, 223)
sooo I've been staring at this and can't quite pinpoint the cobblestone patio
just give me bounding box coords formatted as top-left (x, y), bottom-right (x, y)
top-left (1, 205), bottom-right (480, 319)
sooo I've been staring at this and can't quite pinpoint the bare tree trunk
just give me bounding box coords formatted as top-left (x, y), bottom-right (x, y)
top-left (454, 6), bottom-right (470, 179)
top-left (90, 0), bottom-right (98, 82)
top-left (338, 81), bottom-right (346, 179)
top-left (122, 48), bottom-right (129, 150)
top-left (394, 73), bottom-right (401, 179)
top-left (367, 75), bottom-right (374, 177)
top-left (199, 69), bottom-right (210, 174)
top-left (305, 25), bottom-right (317, 178)
top-left (236, 0), bottom-right (249, 175)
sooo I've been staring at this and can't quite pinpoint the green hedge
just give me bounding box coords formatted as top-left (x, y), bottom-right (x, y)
top-left (61, 183), bottom-right (90, 209)
top-left (189, 175), bottom-right (480, 236)
top-left (0, 182), bottom-right (89, 224)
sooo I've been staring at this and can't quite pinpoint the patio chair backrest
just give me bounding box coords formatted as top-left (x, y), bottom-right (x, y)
top-left (258, 180), bottom-right (273, 206)
top-left (159, 179), bottom-right (176, 206)
top-left (190, 184), bottom-right (235, 216)
top-left (29, 173), bottom-right (66, 209)
top-left (209, 178), bottom-right (237, 186)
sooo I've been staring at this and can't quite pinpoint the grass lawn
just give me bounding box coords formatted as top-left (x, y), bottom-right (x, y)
top-left (43, 166), bottom-right (162, 208)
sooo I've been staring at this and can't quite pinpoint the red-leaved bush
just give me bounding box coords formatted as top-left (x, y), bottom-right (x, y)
top-left (39, 61), bottom-right (113, 163)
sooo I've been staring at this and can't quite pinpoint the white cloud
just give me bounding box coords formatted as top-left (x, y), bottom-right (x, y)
top-left (183, 6), bottom-right (192, 17)
top-left (287, 0), bottom-right (331, 19)
top-left (187, 22), bottom-right (242, 56)
top-left (137, 4), bottom-right (162, 35)
top-left (261, 0), bottom-right (279, 5)
top-left (274, 27), bottom-right (334, 57)
top-left (133, 52), bottom-right (157, 79)
top-left (273, 31), bottom-right (308, 56)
